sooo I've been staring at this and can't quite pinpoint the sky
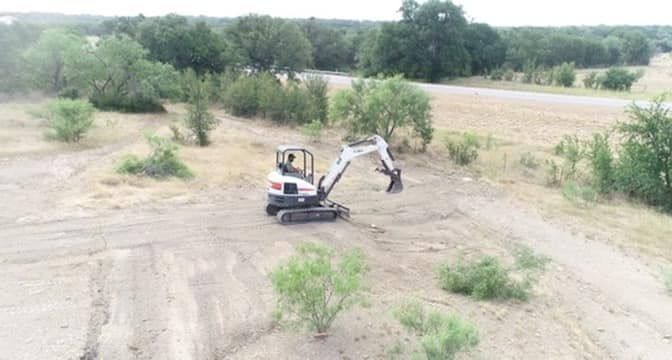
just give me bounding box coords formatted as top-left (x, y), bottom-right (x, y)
top-left (1, 0), bottom-right (671, 26)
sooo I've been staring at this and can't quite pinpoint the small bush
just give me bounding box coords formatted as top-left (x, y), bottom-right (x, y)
top-left (554, 135), bottom-right (584, 180)
top-left (583, 71), bottom-right (599, 89)
top-left (183, 70), bottom-right (219, 146)
top-left (446, 133), bottom-right (480, 166)
top-left (117, 135), bottom-right (193, 179)
top-left (519, 152), bottom-right (539, 169)
top-left (503, 69), bottom-right (515, 81)
top-left (598, 68), bottom-right (643, 91)
top-left (58, 87), bottom-right (81, 100)
top-left (562, 181), bottom-right (598, 207)
top-left (552, 62), bottom-right (576, 87)
top-left (90, 93), bottom-right (165, 113)
top-left (440, 256), bottom-right (531, 301)
top-left (489, 68), bottom-right (504, 81)
top-left (46, 99), bottom-right (95, 142)
top-left (585, 133), bottom-right (614, 194)
top-left (513, 246), bottom-right (550, 271)
top-left (270, 243), bottom-right (366, 334)
top-left (303, 74), bottom-right (329, 123)
top-left (394, 302), bottom-right (479, 360)
top-left (301, 119), bottom-right (323, 142)
top-left (545, 159), bottom-right (563, 187)
top-left (222, 75), bottom-right (259, 117)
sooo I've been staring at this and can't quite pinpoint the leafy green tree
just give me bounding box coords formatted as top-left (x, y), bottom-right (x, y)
top-left (303, 75), bottom-right (329, 123)
top-left (0, 23), bottom-right (41, 93)
top-left (182, 70), bottom-right (219, 146)
top-left (364, 0), bottom-right (469, 82)
top-left (616, 98), bottom-right (672, 209)
top-left (23, 28), bottom-right (85, 92)
top-left (65, 35), bottom-right (180, 112)
top-left (46, 99), bottom-right (95, 142)
top-left (330, 76), bottom-right (433, 150)
top-left (270, 243), bottom-right (366, 334)
top-left (137, 15), bottom-right (232, 74)
top-left (598, 68), bottom-right (643, 91)
top-left (464, 23), bottom-right (506, 75)
top-left (552, 62), bottom-right (576, 87)
top-left (227, 15), bottom-right (312, 75)
top-left (301, 19), bottom-right (352, 71)
top-left (620, 30), bottom-right (653, 65)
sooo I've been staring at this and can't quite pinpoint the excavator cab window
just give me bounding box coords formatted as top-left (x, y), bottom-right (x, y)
top-left (275, 147), bottom-right (314, 184)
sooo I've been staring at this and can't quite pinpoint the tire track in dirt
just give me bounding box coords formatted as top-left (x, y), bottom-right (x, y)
top-left (79, 258), bottom-right (112, 360)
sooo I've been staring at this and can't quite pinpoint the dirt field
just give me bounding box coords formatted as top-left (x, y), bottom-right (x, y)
top-left (1, 89), bottom-right (671, 359)
top-left (448, 53), bottom-right (672, 101)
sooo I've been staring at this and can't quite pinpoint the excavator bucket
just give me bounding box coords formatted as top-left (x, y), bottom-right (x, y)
top-left (383, 169), bottom-right (403, 193)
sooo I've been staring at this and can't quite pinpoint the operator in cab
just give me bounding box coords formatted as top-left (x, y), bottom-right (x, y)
top-left (283, 153), bottom-right (301, 174)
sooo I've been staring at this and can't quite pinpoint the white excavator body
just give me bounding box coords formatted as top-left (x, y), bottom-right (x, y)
top-left (265, 135), bottom-right (403, 224)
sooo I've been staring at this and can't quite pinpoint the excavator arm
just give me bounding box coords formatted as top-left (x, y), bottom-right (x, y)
top-left (317, 135), bottom-right (403, 200)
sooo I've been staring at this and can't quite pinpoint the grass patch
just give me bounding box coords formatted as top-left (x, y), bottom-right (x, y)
top-left (394, 301), bottom-right (479, 360)
top-left (562, 181), bottom-right (598, 208)
top-left (513, 246), bottom-right (550, 271)
top-left (117, 135), bottom-right (193, 179)
top-left (439, 256), bottom-right (532, 301)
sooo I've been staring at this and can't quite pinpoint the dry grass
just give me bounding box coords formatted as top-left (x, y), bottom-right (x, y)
top-left (427, 89), bottom-right (672, 262)
top-left (447, 53), bottom-right (672, 101)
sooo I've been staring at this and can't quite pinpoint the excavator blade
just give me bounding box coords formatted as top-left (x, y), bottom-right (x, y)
top-left (384, 169), bottom-right (403, 193)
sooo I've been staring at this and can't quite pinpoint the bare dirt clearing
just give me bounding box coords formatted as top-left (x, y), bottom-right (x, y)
top-left (1, 93), bottom-right (671, 359)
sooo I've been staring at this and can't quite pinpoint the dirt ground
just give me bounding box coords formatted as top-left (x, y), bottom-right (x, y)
top-left (1, 91), bottom-right (671, 359)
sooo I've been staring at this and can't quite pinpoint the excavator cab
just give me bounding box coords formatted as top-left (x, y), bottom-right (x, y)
top-left (275, 145), bottom-right (314, 184)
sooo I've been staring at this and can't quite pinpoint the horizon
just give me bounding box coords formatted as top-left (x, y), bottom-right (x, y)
top-left (1, 0), bottom-right (671, 27)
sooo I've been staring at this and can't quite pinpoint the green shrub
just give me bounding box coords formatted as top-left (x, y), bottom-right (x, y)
top-left (503, 69), bottom-right (515, 81)
top-left (46, 99), bottom-right (95, 142)
top-left (303, 74), bottom-right (329, 123)
top-left (284, 82), bottom-right (312, 124)
top-left (222, 75), bottom-right (259, 117)
top-left (489, 68), bottom-right (504, 81)
top-left (89, 93), bottom-right (165, 113)
top-left (562, 181), bottom-right (598, 207)
top-left (58, 87), bottom-right (80, 100)
top-left (554, 135), bottom-right (584, 180)
top-left (545, 159), bottom-right (563, 187)
top-left (513, 246), bottom-right (549, 271)
top-left (257, 72), bottom-right (285, 120)
top-left (583, 71), bottom-right (599, 89)
top-left (598, 68), bottom-right (643, 91)
top-left (394, 302), bottom-right (479, 360)
top-left (615, 98), bottom-right (672, 209)
top-left (439, 256), bottom-right (531, 301)
top-left (552, 62), bottom-right (576, 87)
top-left (182, 70), bottom-right (219, 146)
top-left (446, 133), bottom-right (480, 166)
top-left (117, 135), bottom-right (193, 179)
top-left (270, 243), bottom-right (366, 334)
top-left (301, 119), bottom-right (323, 142)
top-left (585, 133), bottom-right (615, 194)
top-left (330, 76), bottom-right (433, 151)
top-left (519, 152), bottom-right (539, 169)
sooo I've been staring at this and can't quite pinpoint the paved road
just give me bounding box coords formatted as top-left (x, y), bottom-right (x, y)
top-left (320, 73), bottom-right (670, 110)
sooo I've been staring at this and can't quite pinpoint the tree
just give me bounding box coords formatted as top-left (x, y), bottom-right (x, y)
top-left (270, 243), bottom-right (366, 334)
top-left (137, 15), bottom-right (232, 74)
top-left (361, 0), bottom-right (469, 82)
top-left (620, 30), bottom-right (653, 65)
top-left (46, 99), bottom-right (95, 142)
top-left (227, 15), bottom-right (312, 75)
top-left (23, 28), bottom-right (85, 93)
top-left (553, 62), bottom-right (576, 87)
top-left (65, 35), bottom-right (180, 112)
top-left (464, 23), bottom-right (506, 75)
top-left (182, 70), bottom-right (219, 146)
top-left (301, 19), bottom-right (352, 71)
top-left (0, 23), bottom-right (41, 93)
top-left (616, 98), bottom-right (672, 209)
top-left (330, 76), bottom-right (433, 150)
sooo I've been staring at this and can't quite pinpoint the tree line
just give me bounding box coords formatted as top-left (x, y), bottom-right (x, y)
top-left (1, 0), bottom-right (670, 94)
